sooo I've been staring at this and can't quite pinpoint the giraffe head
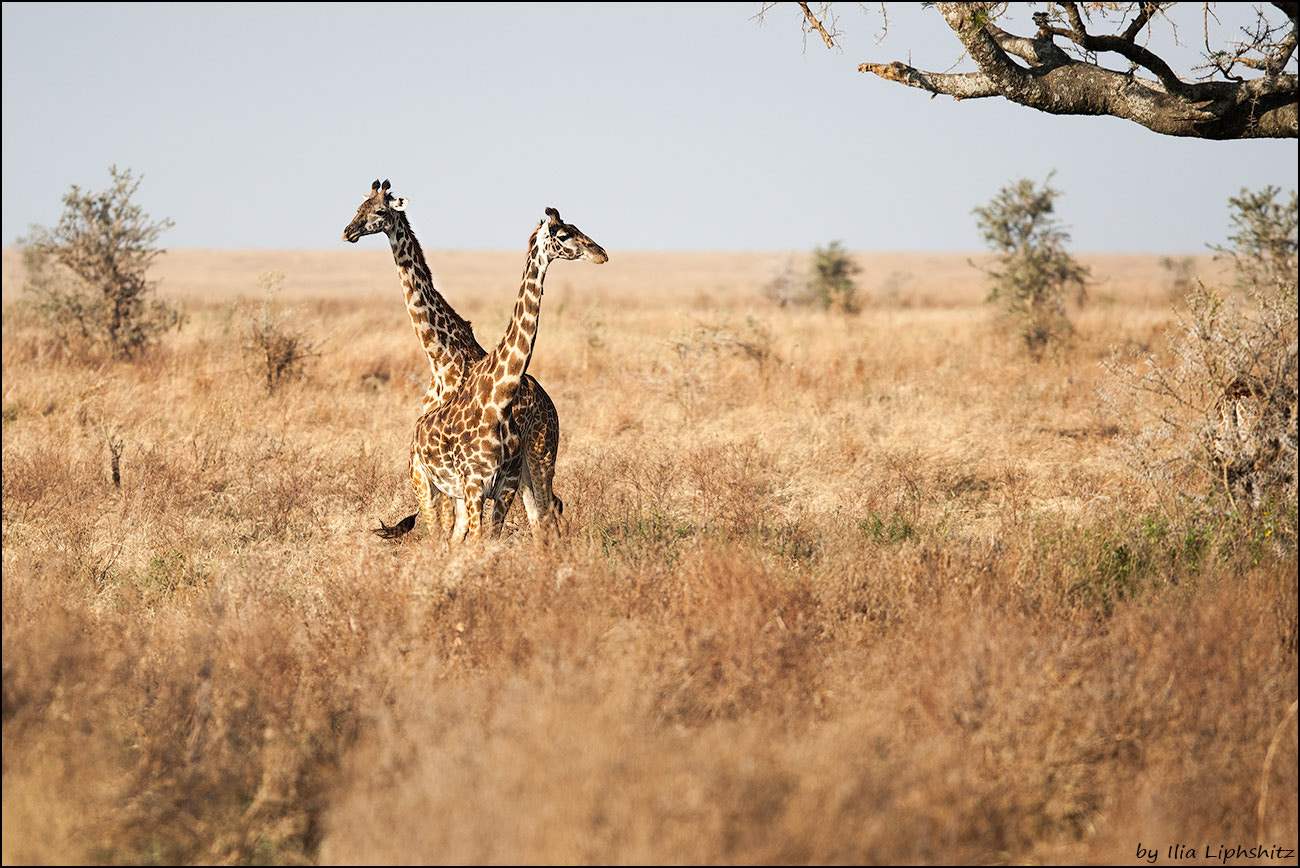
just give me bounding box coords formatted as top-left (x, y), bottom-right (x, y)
top-left (343, 179), bottom-right (410, 243)
top-left (536, 208), bottom-right (608, 265)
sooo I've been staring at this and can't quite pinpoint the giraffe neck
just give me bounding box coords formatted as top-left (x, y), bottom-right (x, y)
top-left (484, 231), bottom-right (549, 414)
top-left (385, 212), bottom-right (480, 406)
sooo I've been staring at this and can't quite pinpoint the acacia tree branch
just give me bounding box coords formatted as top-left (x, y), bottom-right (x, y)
top-left (853, 1), bottom-right (1298, 139)
top-left (1053, 0), bottom-right (1193, 96)
top-left (1121, 2), bottom-right (1157, 43)
top-left (857, 60), bottom-right (1002, 99)
top-left (985, 21), bottom-right (1057, 65)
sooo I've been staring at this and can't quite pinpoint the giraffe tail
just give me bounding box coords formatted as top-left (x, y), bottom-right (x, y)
top-left (372, 513), bottom-right (418, 540)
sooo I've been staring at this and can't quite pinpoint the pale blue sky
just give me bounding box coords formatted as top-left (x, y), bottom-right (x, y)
top-left (3, 2), bottom-right (1297, 253)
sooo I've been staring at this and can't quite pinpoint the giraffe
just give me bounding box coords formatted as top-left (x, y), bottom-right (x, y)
top-left (409, 207), bottom-right (607, 545)
top-left (342, 179), bottom-right (563, 539)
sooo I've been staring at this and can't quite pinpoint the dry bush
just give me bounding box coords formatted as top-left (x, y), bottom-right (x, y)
top-left (243, 270), bottom-right (319, 393)
top-left (2, 248), bottom-right (1295, 865)
top-left (1103, 188), bottom-right (1298, 549)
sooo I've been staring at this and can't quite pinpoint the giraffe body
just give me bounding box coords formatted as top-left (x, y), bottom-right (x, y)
top-left (343, 180), bottom-right (571, 541)
top-left (407, 207), bottom-right (607, 544)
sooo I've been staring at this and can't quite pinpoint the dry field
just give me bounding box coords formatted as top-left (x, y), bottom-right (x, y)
top-left (2, 245), bottom-right (1295, 866)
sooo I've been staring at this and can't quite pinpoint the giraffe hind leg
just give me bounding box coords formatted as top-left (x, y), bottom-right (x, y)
top-left (519, 455), bottom-right (562, 543)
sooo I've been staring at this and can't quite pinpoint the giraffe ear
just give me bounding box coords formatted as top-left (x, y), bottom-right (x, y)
top-left (391, 197), bottom-right (409, 212)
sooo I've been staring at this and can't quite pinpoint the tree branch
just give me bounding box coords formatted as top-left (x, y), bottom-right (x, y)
top-left (1052, 0), bottom-right (1194, 97)
top-left (798, 1), bottom-right (837, 49)
top-left (858, 60), bottom-right (1002, 100)
top-left (852, 2), bottom-right (1298, 139)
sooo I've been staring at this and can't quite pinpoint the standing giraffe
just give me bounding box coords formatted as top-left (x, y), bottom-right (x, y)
top-left (342, 179), bottom-right (563, 539)
top-left (410, 207), bottom-right (607, 545)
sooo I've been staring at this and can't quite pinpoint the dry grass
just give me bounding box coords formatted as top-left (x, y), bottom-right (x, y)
top-left (2, 246), bottom-right (1295, 866)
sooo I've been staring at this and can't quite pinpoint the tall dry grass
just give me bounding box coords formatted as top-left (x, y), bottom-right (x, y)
top-left (2, 247), bottom-right (1295, 865)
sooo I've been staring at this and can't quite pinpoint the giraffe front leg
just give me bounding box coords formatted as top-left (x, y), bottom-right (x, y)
top-left (448, 495), bottom-right (471, 545)
top-left (436, 490), bottom-right (455, 540)
top-left (460, 477), bottom-right (491, 543)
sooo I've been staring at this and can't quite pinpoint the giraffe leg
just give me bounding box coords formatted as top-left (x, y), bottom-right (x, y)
top-left (523, 416), bottom-right (562, 543)
top-left (492, 490), bottom-right (515, 535)
top-left (519, 456), bottom-right (561, 544)
top-left (552, 494), bottom-right (568, 536)
top-left (436, 490), bottom-right (455, 539)
top-left (490, 452), bottom-right (523, 536)
top-left (449, 495), bottom-right (471, 545)
top-left (481, 480), bottom-right (498, 540)
top-left (518, 458), bottom-right (542, 529)
top-left (412, 465), bottom-right (448, 550)
top-left (461, 478), bottom-right (486, 543)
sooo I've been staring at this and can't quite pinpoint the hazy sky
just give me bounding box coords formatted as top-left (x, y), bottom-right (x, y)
top-left (3, 2), bottom-right (1297, 253)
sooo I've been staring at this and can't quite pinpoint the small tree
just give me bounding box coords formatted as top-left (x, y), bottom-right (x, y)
top-left (973, 174), bottom-right (1090, 357)
top-left (19, 165), bottom-right (181, 359)
top-left (809, 240), bottom-right (862, 314)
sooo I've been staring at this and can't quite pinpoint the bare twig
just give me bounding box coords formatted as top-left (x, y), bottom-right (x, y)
top-left (798, 1), bottom-right (837, 48)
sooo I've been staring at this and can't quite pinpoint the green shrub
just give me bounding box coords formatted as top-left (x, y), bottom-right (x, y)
top-left (1212, 185), bottom-right (1298, 292)
top-left (809, 240), bottom-right (862, 313)
top-left (973, 174), bottom-right (1090, 358)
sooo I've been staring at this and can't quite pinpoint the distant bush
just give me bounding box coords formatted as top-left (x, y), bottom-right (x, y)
top-left (1158, 255), bottom-right (1196, 300)
top-left (761, 241), bottom-right (861, 313)
top-left (18, 165), bottom-right (181, 360)
top-left (973, 174), bottom-right (1090, 358)
top-left (761, 256), bottom-right (806, 308)
top-left (243, 271), bottom-right (317, 392)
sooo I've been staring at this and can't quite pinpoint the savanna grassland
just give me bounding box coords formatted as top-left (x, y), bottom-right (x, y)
top-left (2, 245), bottom-right (1296, 865)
